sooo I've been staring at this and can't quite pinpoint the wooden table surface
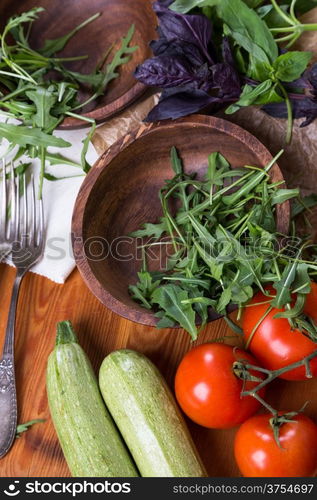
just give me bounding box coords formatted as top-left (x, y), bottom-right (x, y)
top-left (1, 262), bottom-right (317, 478)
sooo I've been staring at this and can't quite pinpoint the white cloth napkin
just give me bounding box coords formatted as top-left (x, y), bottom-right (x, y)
top-left (0, 124), bottom-right (98, 284)
top-left (1, 93), bottom-right (158, 284)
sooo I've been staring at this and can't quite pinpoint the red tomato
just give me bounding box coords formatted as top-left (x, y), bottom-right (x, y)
top-left (242, 283), bottom-right (317, 380)
top-left (174, 343), bottom-right (265, 429)
top-left (234, 413), bottom-right (317, 477)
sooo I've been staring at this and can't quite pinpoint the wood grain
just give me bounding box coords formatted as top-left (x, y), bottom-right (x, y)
top-left (72, 115), bottom-right (290, 326)
top-left (0, 0), bottom-right (157, 128)
top-left (0, 263), bottom-right (317, 477)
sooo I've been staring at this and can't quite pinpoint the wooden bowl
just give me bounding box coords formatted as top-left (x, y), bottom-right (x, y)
top-left (72, 115), bottom-right (290, 326)
top-left (0, 0), bottom-right (157, 128)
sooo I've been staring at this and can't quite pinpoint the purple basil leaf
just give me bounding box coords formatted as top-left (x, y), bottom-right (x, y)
top-left (263, 98), bottom-right (317, 127)
top-left (157, 0), bottom-right (174, 6)
top-left (145, 88), bottom-right (218, 121)
top-left (150, 38), bottom-right (206, 67)
top-left (135, 56), bottom-right (210, 89)
top-left (153, 2), bottom-right (213, 65)
top-left (212, 63), bottom-right (241, 98)
top-left (222, 37), bottom-right (235, 68)
top-left (308, 63), bottom-right (317, 91)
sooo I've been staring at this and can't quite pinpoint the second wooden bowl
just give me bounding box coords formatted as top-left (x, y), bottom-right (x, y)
top-left (72, 115), bottom-right (290, 326)
top-left (0, 0), bottom-right (157, 128)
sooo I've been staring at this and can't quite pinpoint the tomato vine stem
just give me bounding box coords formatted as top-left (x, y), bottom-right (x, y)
top-left (235, 349), bottom-right (317, 400)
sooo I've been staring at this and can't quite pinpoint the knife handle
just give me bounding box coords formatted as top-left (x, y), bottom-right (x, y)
top-left (0, 354), bottom-right (17, 458)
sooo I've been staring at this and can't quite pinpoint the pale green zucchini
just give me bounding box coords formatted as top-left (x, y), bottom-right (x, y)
top-left (99, 349), bottom-right (207, 477)
top-left (46, 321), bottom-right (138, 477)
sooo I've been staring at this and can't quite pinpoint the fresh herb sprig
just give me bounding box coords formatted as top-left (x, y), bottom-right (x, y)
top-left (0, 8), bottom-right (138, 197)
top-left (136, 0), bottom-right (317, 142)
top-left (128, 147), bottom-right (317, 340)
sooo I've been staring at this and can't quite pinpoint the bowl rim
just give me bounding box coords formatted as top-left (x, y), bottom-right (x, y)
top-left (59, 82), bottom-right (147, 129)
top-left (72, 114), bottom-right (291, 326)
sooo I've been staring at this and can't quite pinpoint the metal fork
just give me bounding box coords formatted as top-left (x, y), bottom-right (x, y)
top-left (0, 173), bottom-right (45, 458)
top-left (0, 160), bottom-right (15, 262)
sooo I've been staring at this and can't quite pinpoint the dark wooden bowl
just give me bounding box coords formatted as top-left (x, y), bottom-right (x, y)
top-left (0, 0), bottom-right (157, 128)
top-left (72, 115), bottom-right (290, 326)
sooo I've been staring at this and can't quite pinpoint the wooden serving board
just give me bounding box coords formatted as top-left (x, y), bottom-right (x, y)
top-left (0, 263), bottom-right (317, 477)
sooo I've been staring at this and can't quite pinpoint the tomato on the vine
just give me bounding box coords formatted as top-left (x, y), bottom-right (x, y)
top-left (174, 343), bottom-right (265, 429)
top-left (234, 413), bottom-right (317, 477)
top-left (242, 283), bottom-right (317, 380)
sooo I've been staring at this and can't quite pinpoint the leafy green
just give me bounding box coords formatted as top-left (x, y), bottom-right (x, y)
top-left (226, 80), bottom-right (272, 113)
top-left (127, 147), bottom-right (311, 338)
top-left (217, 0), bottom-right (278, 63)
top-left (0, 8), bottom-right (138, 197)
top-left (26, 87), bottom-right (59, 130)
top-left (73, 24), bottom-right (138, 111)
top-left (16, 419), bottom-right (45, 438)
top-left (292, 194), bottom-right (317, 217)
top-left (152, 285), bottom-right (198, 339)
top-left (0, 123), bottom-right (71, 148)
top-left (273, 51), bottom-right (313, 82)
top-left (39, 13), bottom-right (100, 57)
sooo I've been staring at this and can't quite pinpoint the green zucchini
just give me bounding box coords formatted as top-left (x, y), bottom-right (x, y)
top-left (46, 321), bottom-right (138, 477)
top-left (99, 349), bottom-right (207, 477)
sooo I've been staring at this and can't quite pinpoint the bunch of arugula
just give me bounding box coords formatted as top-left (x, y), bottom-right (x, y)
top-left (135, 0), bottom-right (317, 142)
top-left (128, 147), bottom-right (317, 340)
top-left (0, 7), bottom-right (137, 198)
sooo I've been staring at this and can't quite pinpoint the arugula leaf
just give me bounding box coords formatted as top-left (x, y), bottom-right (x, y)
top-left (128, 147), bottom-right (305, 338)
top-left (16, 419), bottom-right (45, 438)
top-left (217, 286), bottom-right (232, 313)
top-left (73, 24), bottom-right (138, 111)
top-left (0, 123), bottom-right (71, 148)
top-left (0, 9), bottom-right (136, 197)
top-left (25, 87), bottom-right (59, 130)
top-left (273, 51), bottom-right (312, 83)
top-left (272, 260), bottom-right (298, 307)
top-left (130, 219), bottom-right (168, 239)
top-left (292, 194), bottom-right (317, 217)
top-left (271, 188), bottom-right (300, 205)
top-left (45, 152), bottom-right (81, 168)
top-left (152, 284), bottom-right (198, 339)
top-left (155, 312), bottom-right (177, 328)
top-left (39, 13), bottom-right (100, 57)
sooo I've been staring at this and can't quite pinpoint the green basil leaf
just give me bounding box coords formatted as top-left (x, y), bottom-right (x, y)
top-left (226, 80), bottom-right (272, 114)
top-left (284, 0), bottom-right (317, 14)
top-left (243, 0), bottom-right (265, 7)
top-left (170, 0), bottom-right (218, 13)
top-left (217, 0), bottom-right (278, 63)
top-left (257, 5), bottom-right (290, 29)
top-left (170, 0), bottom-right (265, 13)
top-left (252, 84), bottom-right (284, 105)
top-left (248, 57), bottom-right (272, 81)
top-left (273, 51), bottom-right (313, 83)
